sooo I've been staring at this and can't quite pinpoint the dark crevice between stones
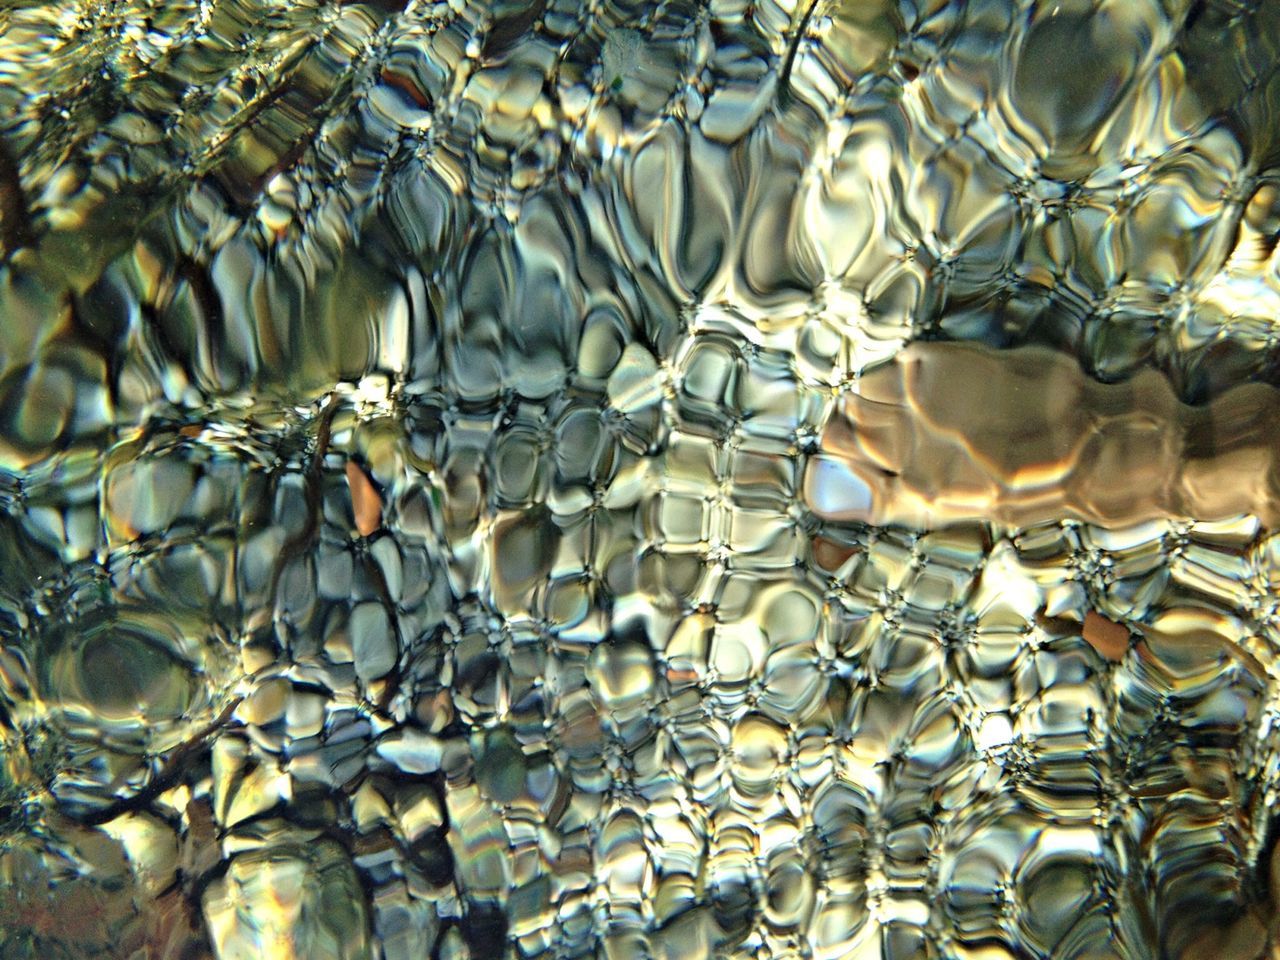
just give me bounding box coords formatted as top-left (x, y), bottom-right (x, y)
top-left (459, 900), bottom-right (509, 960)
top-left (0, 137), bottom-right (35, 257)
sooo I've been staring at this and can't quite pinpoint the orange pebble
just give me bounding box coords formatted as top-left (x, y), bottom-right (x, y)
top-left (346, 461), bottom-right (382, 537)
top-left (1083, 611), bottom-right (1129, 662)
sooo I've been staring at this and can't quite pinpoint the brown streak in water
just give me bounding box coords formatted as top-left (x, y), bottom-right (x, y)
top-left (804, 341), bottom-right (1280, 530)
top-left (77, 695), bottom-right (244, 827)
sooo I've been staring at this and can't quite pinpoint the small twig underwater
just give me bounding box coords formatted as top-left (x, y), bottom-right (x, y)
top-left (779, 0), bottom-right (823, 108)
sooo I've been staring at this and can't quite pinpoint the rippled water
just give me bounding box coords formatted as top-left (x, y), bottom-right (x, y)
top-left (2, 1), bottom-right (1280, 957)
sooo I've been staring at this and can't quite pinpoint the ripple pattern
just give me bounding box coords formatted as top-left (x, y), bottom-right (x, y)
top-left (2, 2), bottom-right (1280, 959)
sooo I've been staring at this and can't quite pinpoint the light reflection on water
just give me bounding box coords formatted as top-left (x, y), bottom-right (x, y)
top-left (1, 1), bottom-right (1280, 958)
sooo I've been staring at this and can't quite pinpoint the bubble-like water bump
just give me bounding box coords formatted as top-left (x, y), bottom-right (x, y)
top-left (203, 836), bottom-right (371, 960)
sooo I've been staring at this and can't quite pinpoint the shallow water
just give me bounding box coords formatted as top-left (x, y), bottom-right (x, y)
top-left (2, 1), bottom-right (1280, 958)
